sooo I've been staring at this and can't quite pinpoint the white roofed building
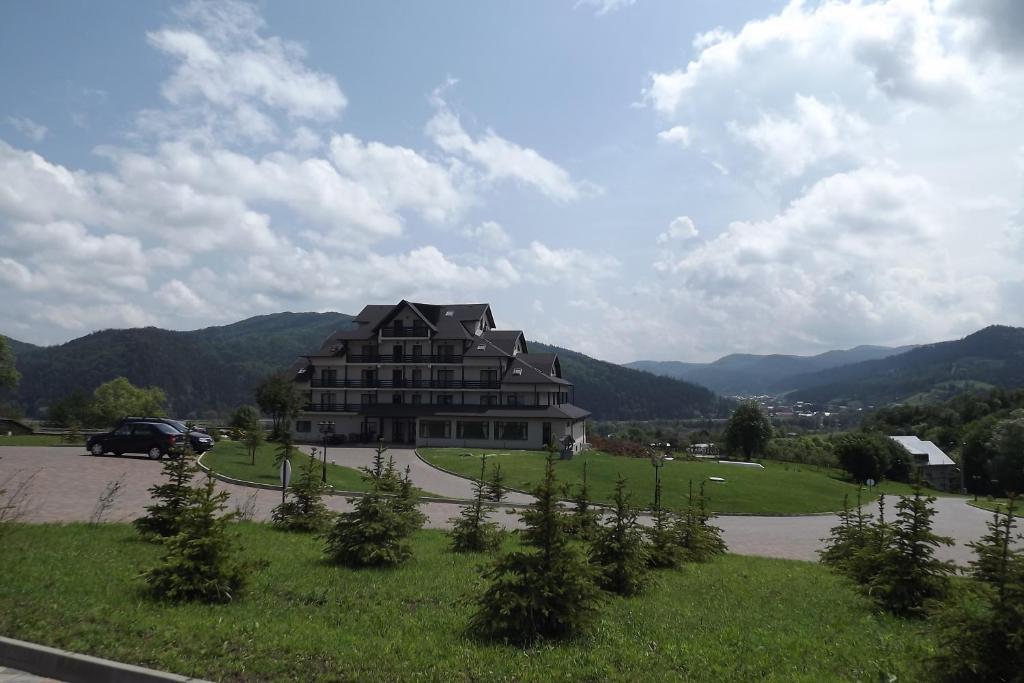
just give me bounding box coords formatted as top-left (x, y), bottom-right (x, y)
top-left (889, 435), bottom-right (958, 492)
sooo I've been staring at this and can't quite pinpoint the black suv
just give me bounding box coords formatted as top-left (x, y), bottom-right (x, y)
top-left (117, 417), bottom-right (214, 453)
top-left (86, 421), bottom-right (184, 459)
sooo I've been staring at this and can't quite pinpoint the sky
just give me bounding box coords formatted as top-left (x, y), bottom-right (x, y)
top-left (1, 0), bottom-right (1022, 363)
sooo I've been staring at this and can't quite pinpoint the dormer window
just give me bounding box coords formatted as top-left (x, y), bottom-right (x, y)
top-left (512, 368), bottom-right (523, 376)
top-left (444, 310), bottom-right (454, 317)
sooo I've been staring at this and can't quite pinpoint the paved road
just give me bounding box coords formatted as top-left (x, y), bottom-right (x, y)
top-left (0, 665), bottom-right (61, 683)
top-left (0, 446), bottom-right (997, 564)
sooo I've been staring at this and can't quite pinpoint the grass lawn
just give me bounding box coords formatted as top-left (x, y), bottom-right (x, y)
top-left (0, 523), bottom-right (933, 682)
top-left (0, 433), bottom-right (82, 446)
top-left (419, 448), bottom-right (947, 515)
top-left (203, 441), bottom-right (370, 492)
top-left (968, 498), bottom-right (1021, 517)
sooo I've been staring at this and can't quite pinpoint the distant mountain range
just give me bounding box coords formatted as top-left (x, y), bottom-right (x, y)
top-left (2, 313), bottom-right (721, 421)
top-left (628, 325), bottom-right (1024, 407)
top-left (626, 345), bottom-right (916, 395)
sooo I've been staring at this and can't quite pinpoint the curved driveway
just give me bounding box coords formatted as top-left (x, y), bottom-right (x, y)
top-left (0, 446), bottom-right (998, 565)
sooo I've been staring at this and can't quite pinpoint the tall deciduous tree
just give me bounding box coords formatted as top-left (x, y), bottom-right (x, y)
top-left (0, 337), bottom-right (20, 392)
top-left (834, 432), bottom-right (892, 483)
top-left (723, 401), bottom-right (772, 459)
top-left (91, 377), bottom-right (166, 426)
top-left (254, 373), bottom-right (304, 439)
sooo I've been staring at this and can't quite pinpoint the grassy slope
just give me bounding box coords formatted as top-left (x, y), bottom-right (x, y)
top-left (0, 524), bottom-right (932, 682)
top-left (420, 448), bottom-right (895, 514)
top-left (203, 441), bottom-right (370, 491)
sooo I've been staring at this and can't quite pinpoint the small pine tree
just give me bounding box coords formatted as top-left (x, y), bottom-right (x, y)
top-left (64, 421), bottom-right (82, 445)
top-left (867, 486), bottom-right (955, 616)
top-left (568, 461), bottom-right (601, 541)
top-left (676, 481), bottom-right (727, 562)
top-left (323, 466), bottom-right (423, 568)
top-left (134, 447), bottom-right (198, 539)
top-left (449, 456), bottom-right (502, 552)
top-left (272, 450), bottom-right (330, 532)
top-left (820, 489), bottom-right (872, 574)
top-left (243, 419), bottom-right (264, 466)
top-left (273, 432), bottom-right (294, 469)
top-left (486, 463), bottom-right (507, 503)
top-left (361, 440), bottom-right (401, 492)
top-left (646, 474), bottom-right (682, 569)
top-left (591, 476), bottom-right (649, 595)
top-left (143, 474), bottom-right (247, 603)
top-left (470, 452), bottom-right (602, 644)
top-left (931, 496), bottom-right (1024, 681)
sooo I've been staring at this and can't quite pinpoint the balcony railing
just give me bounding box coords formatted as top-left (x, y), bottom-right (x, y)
top-left (303, 401), bottom-right (546, 412)
top-left (310, 379), bottom-right (501, 389)
top-left (303, 403), bottom-right (364, 412)
top-left (345, 354), bottom-right (460, 364)
top-left (379, 326), bottom-right (430, 338)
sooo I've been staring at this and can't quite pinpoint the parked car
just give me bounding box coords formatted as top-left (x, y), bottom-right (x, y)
top-left (86, 421), bottom-right (184, 459)
top-left (116, 417), bottom-right (215, 453)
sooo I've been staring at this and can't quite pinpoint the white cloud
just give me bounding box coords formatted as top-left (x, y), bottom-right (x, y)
top-left (154, 279), bottom-right (216, 316)
top-left (6, 116), bottom-right (47, 142)
top-left (659, 167), bottom-right (1007, 348)
top-left (462, 220), bottom-right (512, 249)
top-left (148, 1), bottom-right (346, 122)
top-left (512, 241), bottom-right (619, 287)
top-left (427, 92), bottom-right (588, 202)
top-left (574, 0), bottom-right (637, 17)
top-left (657, 216), bottom-right (698, 243)
top-left (644, 1), bottom-right (988, 115)
top-left (728, 94), bottom-right (870, 177)
top-left (328, 133), bottom-right (469, 224)
top-left (657, 125), bottom-right (691, 148)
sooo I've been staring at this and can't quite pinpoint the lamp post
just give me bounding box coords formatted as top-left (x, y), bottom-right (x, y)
top-left (318, 420), bottom-right (334, 484)
top-left (649, 442), bottom-right (669, 510)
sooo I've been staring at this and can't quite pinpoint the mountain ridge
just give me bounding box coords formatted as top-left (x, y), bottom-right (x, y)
top-left (2, 312), bottom-right (721, 421)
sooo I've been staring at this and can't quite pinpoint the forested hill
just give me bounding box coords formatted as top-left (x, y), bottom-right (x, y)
top-left (785, 325), bottom-right (1024, 405)
top-left (5, 312), bottom-right (355, 418)
top-left (4, 314), bottom-right (726, 421)
top-left (627, 344), bottom-right (914, 395)
top-left (528, 341), bottom-right (728, 420)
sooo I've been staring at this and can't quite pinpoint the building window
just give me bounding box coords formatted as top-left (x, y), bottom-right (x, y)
top-left (437, 344), bottom-right (454, 361)
top-left (495, 421), bottom-right (528, 441)
top-left (321, 392), bottom-right (336, 409)
top-left (411, 394), bottom-right (422, 404)
top-left (437, 394), bottom-right (454, 406)
top-left (481, 394), bottom-right (498, 406)
top-left (481, 369), bottom-right (498, 386)
top-left (419, 420), bottom-right (450, 438)
top-left (392, 393), bottom-right (403, 404)
top-left (437, 369), bottom-right (455, 387)
top-left (506, 394), bottom-right (518, 406)
top-left (457, 421), bottom-right (489, 439)
top-left (360, 393), bottom-right (375, 406)
top-left (296, 420), bottom-right (312, 433)
top-left (412, 344), bottom-right (423, 360)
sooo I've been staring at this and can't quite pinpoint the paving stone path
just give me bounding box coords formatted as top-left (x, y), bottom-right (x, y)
top-left (0, 446), bottom-right (997, 564)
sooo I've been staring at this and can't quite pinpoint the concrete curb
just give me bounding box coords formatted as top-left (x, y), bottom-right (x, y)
top-left (195, 451), bottom-right (532, 509)
top-left (0, 636), bottom-right (211, 683)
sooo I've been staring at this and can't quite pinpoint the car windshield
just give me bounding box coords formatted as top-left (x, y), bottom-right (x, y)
top-left (164, 419), bottom-right (188, 432)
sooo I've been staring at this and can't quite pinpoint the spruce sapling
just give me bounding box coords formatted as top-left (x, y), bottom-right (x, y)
top-left (272, 449), bottom-right (330, 532)
top-left (449, 456), bottom-right (502, 552)
top-left (470, 452), bottom-right (602, 644)
top-left (591, 476), bottom-right (649, 595)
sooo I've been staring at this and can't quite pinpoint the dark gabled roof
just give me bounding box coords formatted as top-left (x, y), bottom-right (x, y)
top-left (517, 352), bottom-right (558, 375)
top-left (502, 356), bottom-right (571, 385)
top-left (483, 330), bottom-right (525, 356)
top-left (464, 336), bottom-right (510, 358)
top-left (353, 304), bottom-right (393, 327)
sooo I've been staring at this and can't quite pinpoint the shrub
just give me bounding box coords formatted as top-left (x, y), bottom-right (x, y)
top-left (568, 461), bottom-right (601, 541)
top-left (134, 448), bottom-right (197, 540)
top-left (931, 497), bottom-right (1024, 681)
top-left (470, 452), bottom-right (602, 644)
top-left (448, 456), bottom-right (502, 553)
top-left (646, 475), bottom-right (682, 569)
top-left (323, 465), bottom-right (424, 568)
top-left (676, 481), bottom-right (727, 562)
top-left (361, 440), bottom-right (401, 493)
top-left (867, 486), bottom-right (955, 616)
top-left (272, 449), bottom-right (330, 533)
top-left (143, 475), bottom-right (248, 603)
top-left (591, 476), bottom-right (649, 595)
top-left (486, 463), bottom-right (507, 503)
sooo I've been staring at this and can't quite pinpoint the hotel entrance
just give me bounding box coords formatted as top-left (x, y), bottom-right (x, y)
top-left (390, 418), bottom-right (416, 445)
